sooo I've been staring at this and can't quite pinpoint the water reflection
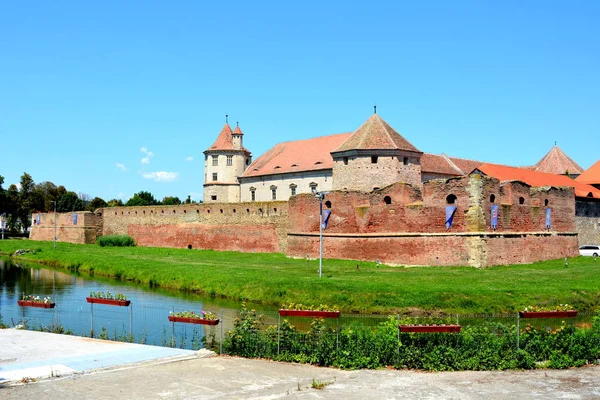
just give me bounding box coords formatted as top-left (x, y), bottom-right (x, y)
top-left (0, 257), bottom-right (274, 349)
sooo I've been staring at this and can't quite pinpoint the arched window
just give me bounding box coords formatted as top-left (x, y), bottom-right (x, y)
top-left (544, 199), bottom-right (549, 206)
top-left (384, 196), bottom-right (392, 205)
top-left (446, 194), bottom-right (457, 204)
top-left (490, 194), bottom-right (496, 203)
top-left (325, 200), bottom-right (332, 209)
top-left (519, 197), bottom-right (525, 205)
top-left (403, 157), bottom-right (409, 165)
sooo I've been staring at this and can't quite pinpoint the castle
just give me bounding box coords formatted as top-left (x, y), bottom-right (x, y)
top-left (30, 113), bottom-right (600, 267)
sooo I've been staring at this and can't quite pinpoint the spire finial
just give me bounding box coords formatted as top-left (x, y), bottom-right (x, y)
top-left (374, 105), bottom-right (377, 114)
top-left (236, 121), bottom-right (239, 127)
top-left (554, 141), bottom-right (557, 146)
top-left (226, 114), bottom-right (229, 124)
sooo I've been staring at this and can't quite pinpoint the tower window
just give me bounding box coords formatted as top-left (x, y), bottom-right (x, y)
top-left (227, 155), bottom-right (233, 166)
top-left (403, 157), bottom-right (409, 165)
top-left (519, 197), bottom-right (525, 205)
top-left (250, 187), bottom-right (256, 201)
top-left (212, 173), bottom-right (217, 181)
top-left (290, 184), bottom-right (297, 196)
top-left (211, 195), bottom-right (217, 201)
top-left (384, 196), bottom-right (392, 205)
top-left (446, 194), bottom-right (457, 204)
top-left (212, 155), bottom-right (218, 166)
top-left (490, 194), bottom-right (496, 203)
top-left (343, 157), bottom-right (348, 165)
top-left (371, 156), bottom-right (378, 164)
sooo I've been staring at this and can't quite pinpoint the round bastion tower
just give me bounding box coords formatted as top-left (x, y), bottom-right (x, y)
top-left (203, 119), bottom-right (252, 203)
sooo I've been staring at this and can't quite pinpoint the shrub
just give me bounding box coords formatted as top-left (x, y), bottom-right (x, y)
top-left (97, 235), bottom-right (136, 247)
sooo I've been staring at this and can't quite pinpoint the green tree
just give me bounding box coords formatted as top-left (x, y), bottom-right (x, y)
top-left (18, 172), bottom-right (36, 232)
top-left (6, 184), bottom-right (19, 232)
top-left (107, 199), bottom-right (124, 207)
top-left (87, 197), bottom-right (108, 211)
top-left (35, 181), bottom-right (59, 212)
top-left (162, 196), bottom-right (182, 205)
top-left (57, 191), bottom-right (84, 212)
top-left (126, 191), bottom-right (159, 206)
top-left (0, 175), bottom-right (6, 215)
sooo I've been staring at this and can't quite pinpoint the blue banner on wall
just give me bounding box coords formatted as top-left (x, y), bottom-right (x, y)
top-left (36, 214), bottom-right (41, 225)
top-left (545, 208), bottom-right (551, 229)
top-left (491, 204), bottom-right (499, 230)
top-left (73, 214), bottom-right (78, 225)
top-left (445, 206), bottom-right (457, 230)
top-left (322, 209), bottom-right (331, 229)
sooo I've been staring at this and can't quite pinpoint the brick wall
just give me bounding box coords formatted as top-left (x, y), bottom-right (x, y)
top-left (29, 212), bottom-right (98, 244)
top-left (100, 202), bottom-right (289, 252)
top-left (287, 175), bottom-right (579, 267)
top-left (575, 199), bottom-right (600, 245)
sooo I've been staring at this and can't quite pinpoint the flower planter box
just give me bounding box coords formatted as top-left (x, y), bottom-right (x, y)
top-left (399, 325), bottom-right (461, 333)
top-left (168, 316), bottom-right (220, 325)
top-left (18, 300), bottom-right (56, 309)
top-left (278, 309), bottom-right (341, 319)
top-left (86, 297), bottom-right (131, 307)
top-left (519, 310), bottom-right (578, 319)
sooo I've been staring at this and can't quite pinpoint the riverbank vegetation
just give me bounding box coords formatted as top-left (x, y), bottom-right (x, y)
top-left (1, 240), bottom-right (600, 314)
top-left (222, 305), bottom-right (600, 371)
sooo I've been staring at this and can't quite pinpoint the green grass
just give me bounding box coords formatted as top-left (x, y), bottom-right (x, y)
top-left (1, 239), bottom-right (600, 314)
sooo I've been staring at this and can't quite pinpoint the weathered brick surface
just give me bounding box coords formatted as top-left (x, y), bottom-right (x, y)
top-left (129, 223), bottom-right (280, 252)
top-left (29, 174), bottom-right (584, 267)
top-left (101, 202), bottom-right (289, 253)
top-left (485, 234), bottom-right (579, 265)
top-left (575, 199), bottom-right (600, 245)
top-left (29, 212), bottom-right (98, 244)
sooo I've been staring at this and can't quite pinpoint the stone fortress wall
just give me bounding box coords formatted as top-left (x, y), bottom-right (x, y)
top-left (29, 174), bottom-right (585, 268)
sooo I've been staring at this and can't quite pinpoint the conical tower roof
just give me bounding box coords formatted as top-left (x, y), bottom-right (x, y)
top-left (534, 145), bottom-right (583, 175)
top-left (576, 159), bottom-right (600, 185)
top-left (233, 124), bottom-right (243, 135)
top-left (207, 123), bottom-right (234, 151)
top-left (332, 114), bottom-right (420, 153)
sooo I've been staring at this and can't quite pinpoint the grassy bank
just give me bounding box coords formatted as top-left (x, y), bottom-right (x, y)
top-left (1, 240), bottom-right (599, 314)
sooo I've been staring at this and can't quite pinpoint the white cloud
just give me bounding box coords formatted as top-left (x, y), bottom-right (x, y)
top-left (116, 162), bottom-right (127, 172)
top-left (140, 147), bottom-right (154, 165)
top-left (141, 171), bottom-right (179, 182)
top-left (117, 192), bottom-right (126, 199)
top-left (185, 156), bottom-right (194, 162)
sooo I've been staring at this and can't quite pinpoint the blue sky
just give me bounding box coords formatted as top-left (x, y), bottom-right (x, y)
top-left (1, 1), bottom-right (598, 202)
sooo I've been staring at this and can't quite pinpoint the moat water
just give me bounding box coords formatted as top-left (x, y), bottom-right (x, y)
top-left (0, 257), bottom-right (275, 349)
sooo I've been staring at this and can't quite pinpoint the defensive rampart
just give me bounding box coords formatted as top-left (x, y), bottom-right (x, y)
top-left (28, 175), bottom-right (584, 267)
top-left (100, 202), bottom-right (289, 253)
top-left (29, 211), bottom-right (98, 244)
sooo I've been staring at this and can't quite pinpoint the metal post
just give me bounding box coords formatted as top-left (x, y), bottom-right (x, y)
top-left (90, 303), bottom-right (94, 338)
top-left (319, 195), bottom-right (323, 278)
top-left (220, 309), bottom-right (224, 355)
top-left (516, 313), bottom-right (520, 349)
top-left (277, 313), bottom-right (281, 356)
top-left (1, 213), bottom-right (5, 240)
top-left (129, 305), bottom-right (133, 339)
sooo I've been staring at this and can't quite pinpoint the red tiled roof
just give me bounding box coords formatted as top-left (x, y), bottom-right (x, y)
top-left (207, 123), bottom-right (250, 153)
top-left (477, 163), bottom-right (600, 199)
top-left (576, 159), bottom-right (600, 185)
top-left (534, 146), bottom-right (583, 175)
top-left (446, 156), bottom-right (485, 175)
top-left (333, 114), bottom-right (421, 153)
top-left (420, 153), bottom-right (462, 176)
top-left (233, 124), bottom-right (243, 135)
top-left (240, 133), bottom-right (352, 178)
